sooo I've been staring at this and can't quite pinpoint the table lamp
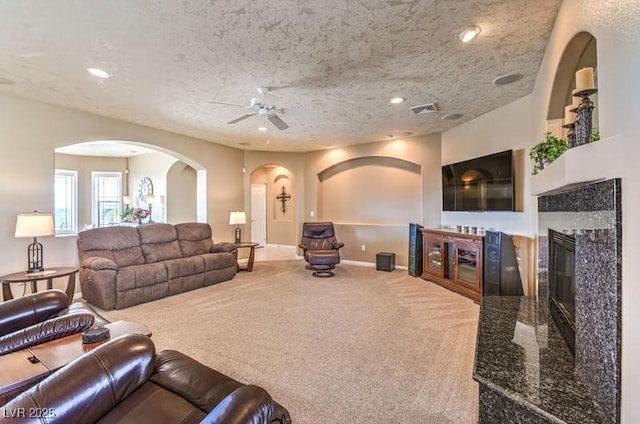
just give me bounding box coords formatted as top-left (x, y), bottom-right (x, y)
top-left (15, 211), bottom-right (55, 274)
top-left (145, 194), bottom-right (155, 223)
top-left (229, 211), bottom-right (246, 244)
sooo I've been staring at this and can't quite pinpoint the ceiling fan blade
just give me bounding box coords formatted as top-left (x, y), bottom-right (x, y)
top-left (210, 100), bottom-right (247, 108)
top-left (268, 114), bottom-right (289, 130)
top-left (227, 113), bottom-right (256, 124)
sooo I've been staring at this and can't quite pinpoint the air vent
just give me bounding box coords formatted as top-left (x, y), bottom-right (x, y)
top-left (410, 103), bottom-right (438, 115)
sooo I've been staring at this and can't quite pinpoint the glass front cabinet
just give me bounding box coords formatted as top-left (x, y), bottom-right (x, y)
top-left (421, 228), bottom-right (484, 302)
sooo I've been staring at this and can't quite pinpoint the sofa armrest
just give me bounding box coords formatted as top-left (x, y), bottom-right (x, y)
top-left (0, 289), bottom-right (69, 337)
top-left (199, 385), bottom-right (274, 424)
top-left (0, 334), bottom-right (155, 423)
top-left (333, 242), bottom-right (345, 250)
top-left (151, 350), bottom-right (245, 412)
top-left (81, 256), bottom-right (118, 271)
top-left (211, 242), bottom-right (238, 253)
top-left (0, 313), bottom-right (95, 356)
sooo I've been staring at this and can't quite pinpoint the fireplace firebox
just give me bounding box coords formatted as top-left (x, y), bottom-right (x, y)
top-left (549, 229), bottom-right (576, 355)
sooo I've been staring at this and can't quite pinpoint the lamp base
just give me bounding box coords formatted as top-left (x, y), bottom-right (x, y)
top-left (235, 226), bottom-right (242, 244)
top-left (27, 238), bottom-right (44, 275)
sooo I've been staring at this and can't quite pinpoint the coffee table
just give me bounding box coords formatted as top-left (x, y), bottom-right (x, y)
top-left (0, 267), bottom-right (78, 303)
top-left (0, 320), bottom-right (151, 405)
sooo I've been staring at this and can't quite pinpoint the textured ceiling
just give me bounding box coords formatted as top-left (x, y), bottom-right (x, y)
top-left (0, 0), bottom-right (561, 152)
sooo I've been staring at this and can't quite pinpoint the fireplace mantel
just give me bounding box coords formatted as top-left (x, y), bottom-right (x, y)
top-left (530, 136), bottom-right (623, 196)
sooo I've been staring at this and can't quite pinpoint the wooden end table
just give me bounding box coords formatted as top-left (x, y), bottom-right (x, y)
top-left (0, 320), bottom-right (151, 405)
top-left (235, 242), bottom-right (259, 272)
top-left (0, 267), bottom-right (78, 304)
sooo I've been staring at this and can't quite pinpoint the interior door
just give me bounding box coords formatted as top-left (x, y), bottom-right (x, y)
top-left (250, 184), bottom-right (266, 246)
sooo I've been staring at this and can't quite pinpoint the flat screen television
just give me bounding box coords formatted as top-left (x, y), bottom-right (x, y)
top-left (442, 149), bottom-right (515, 211)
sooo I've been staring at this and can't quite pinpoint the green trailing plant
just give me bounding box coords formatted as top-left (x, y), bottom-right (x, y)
top-left (591, 127), bottom-right (600, 142)
top-left (529, 132), bottom-right (568, 175)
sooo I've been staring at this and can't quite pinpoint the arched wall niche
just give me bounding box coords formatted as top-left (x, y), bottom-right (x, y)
top-left (317, 156), bottom-right (422, 225)
top-left (548, 32), bottom-right (598, 120)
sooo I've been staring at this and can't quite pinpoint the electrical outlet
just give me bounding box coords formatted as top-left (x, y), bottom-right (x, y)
top-left (361, 244), bottom-right (366, 252)
top-left (310, 210), bottom-right (315, 218)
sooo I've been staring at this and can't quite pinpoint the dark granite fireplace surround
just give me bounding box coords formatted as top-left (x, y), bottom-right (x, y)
top-left (473, 178), bottom-right (621, 424)
top-left (538, 178), bottom-right (622, 424)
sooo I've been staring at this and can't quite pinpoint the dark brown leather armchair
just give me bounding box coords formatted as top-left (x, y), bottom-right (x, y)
top-left (0, 334), bottom-right (291, 424)
top-left (0, 290), bottom-right (107, 356)
top-left (299, 222), bottom-right (344, 277)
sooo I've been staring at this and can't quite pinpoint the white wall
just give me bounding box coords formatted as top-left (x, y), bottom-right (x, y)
top-left (441, 95), bottom-right (535, 236)
top-left (128, 151), bottom-right (178, 222)
top-left (0, 94), bottom-right (244, 279)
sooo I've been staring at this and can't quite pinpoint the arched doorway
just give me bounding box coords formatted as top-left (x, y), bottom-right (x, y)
top-left (250, 164), bottom-right (296, 247)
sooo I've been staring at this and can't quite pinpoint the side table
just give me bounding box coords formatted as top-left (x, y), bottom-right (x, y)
top-left (235, 242), bottom-right (259, 272)
top-left (0, 267), bottom-right (79, 304)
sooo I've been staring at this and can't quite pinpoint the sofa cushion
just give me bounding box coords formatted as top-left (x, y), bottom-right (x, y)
top-left (175, 222), bottom-right (214, 257)
top-left (138, 224), bottom-right (182, 263)
top-left (201, 252), bottom-right (237, 271)
top-left (164, 257), bottom-right (205, 280)
top-left (116, 263), bottom-right (168, 292)
top-left (78, 227), bottom-right (145, 268)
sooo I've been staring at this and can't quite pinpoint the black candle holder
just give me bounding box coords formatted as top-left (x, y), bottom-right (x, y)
top-left (573, 88), bottom-right (598, 147)
top-left (562, 122), bottom-right (577, 148)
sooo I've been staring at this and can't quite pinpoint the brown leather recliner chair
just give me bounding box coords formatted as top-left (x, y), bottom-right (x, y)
top-left (0, 334), bottom-right (292, 424)
top-left (299, 222), bottom-right (344, 277)
top-left (0, 289), bottom-right (108, 356)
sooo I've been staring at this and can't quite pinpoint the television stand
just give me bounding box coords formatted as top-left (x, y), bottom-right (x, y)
top-left (420, 228), bottom-right (484, 302)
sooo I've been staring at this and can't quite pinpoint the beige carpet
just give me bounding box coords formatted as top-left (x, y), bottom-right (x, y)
top-left (98, 260), bottom-right (479, 424)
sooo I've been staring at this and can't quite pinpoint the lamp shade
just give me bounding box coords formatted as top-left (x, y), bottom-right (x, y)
top-left (15, 213), bottom-right (55, 238)
top-left (229, 211), bottom-right (247, 225)
top-left (123, 195), bottom-right (132, 205)
top-left (145, 194), bottom-right (155, 204)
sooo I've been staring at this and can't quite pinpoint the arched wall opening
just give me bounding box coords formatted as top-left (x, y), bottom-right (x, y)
top-left (249, 163), bottom-right (297, 246)
top-left (54, 140), bottom-right (206, 230)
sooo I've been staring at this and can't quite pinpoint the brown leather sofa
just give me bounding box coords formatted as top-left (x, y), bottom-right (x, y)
top-left (78, 222), bottom-right (238, 310)
top-left (0, 334), bottom-right (292, 424)
top-left (0, 289), bottom-right (108, 356)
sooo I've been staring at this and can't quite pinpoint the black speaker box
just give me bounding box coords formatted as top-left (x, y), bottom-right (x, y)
top-left (376, 252), bottom-right (395, 272)
top-left (484, 231), bottom-right (523, 296)
top-left (408, 223), bottom-right (424, 277)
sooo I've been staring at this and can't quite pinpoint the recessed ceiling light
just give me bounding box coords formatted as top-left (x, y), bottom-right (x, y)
top-left (390, 97), bottom-right (405, 104)
top-left (385, 134), bottom-right (394, 140)
top-left (459, 26), bottom-right (482, 43)
top-left (399, 131), bottom-right (414, 137)
top-left (239, 142), bottom-right (250, 146)
top-left (441, 113), bottom-right (464, 120)
top-left (258, 127), bottom-right (268, 132)
top-left (87, 68), bottom-right (110, 79)
top-left (492, 73), bottom-right (524, 86)
top-left (0, 77), bottom-right (15, 85)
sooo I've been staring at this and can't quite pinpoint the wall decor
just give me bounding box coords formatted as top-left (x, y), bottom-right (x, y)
top-left (276, 186), bottom-right (291, 213)
top-left (138, 177), bottom-right (153, 204)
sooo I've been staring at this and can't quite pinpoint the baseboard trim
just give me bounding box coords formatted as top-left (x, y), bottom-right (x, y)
top-left (265, 244), bottom-right (297, 250)
top-left (340, 259), bottom-right (408, 271)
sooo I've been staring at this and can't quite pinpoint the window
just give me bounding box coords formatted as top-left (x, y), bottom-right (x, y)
top-left (54, 169), bottom-right (78, 234)
top-left (92, 172), bottom-right (122, 227)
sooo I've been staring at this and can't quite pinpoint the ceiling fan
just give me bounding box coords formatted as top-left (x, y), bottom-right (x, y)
top-left (211, 87), bottom-right (289, 130)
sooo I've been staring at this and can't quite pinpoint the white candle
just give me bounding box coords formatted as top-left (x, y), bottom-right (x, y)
top-left (571, 92), bottom-right (581, 108)
top-left (575, 67), bottom-right (595, 92)
top-left (564, 105), bottom-right (576, 125)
